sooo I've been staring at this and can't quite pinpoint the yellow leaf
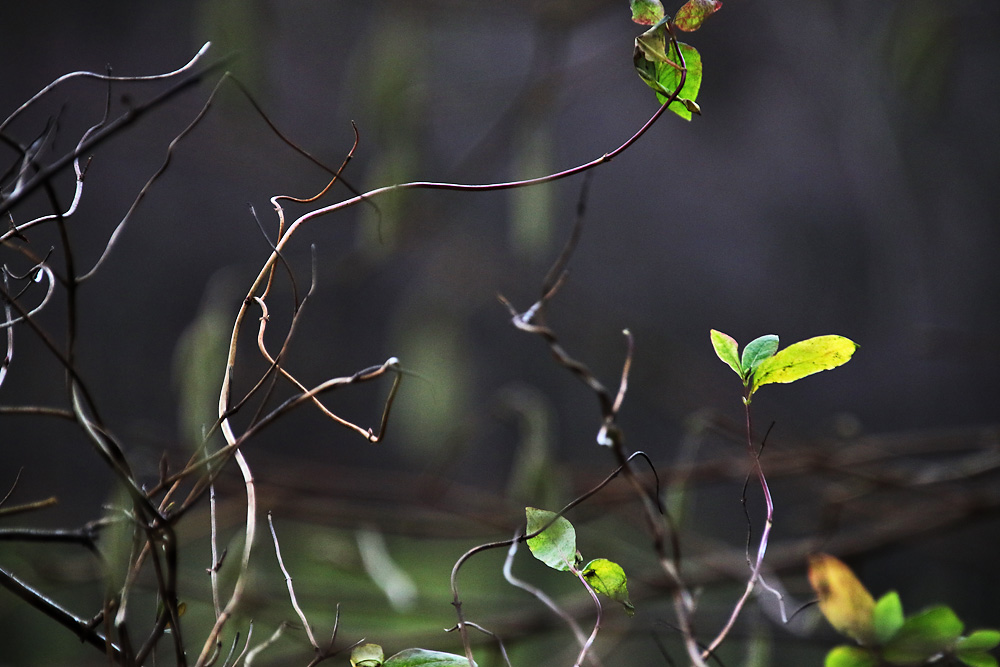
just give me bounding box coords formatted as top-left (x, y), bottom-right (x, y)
top-left (808, 553), bottom-right (876, 645)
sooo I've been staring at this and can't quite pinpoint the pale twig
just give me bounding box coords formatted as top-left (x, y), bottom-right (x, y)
top-left (0, 263), bottom-right (56, 330)
top-left (0, 47), bottom-right (228, 220)
top-left (0, 269), bottom-right (11, 388)
top-left (210, 485), bottom-right (223, 618)
top-left (235, 358), bottom-right (404, 444)
top-left (0, 43), bottom-right (212, 135)
top-left (3, 109), bottom-right (91, 239)
top-left (501, 532), bottom-right (595, 663)
top-left (267, 512), bottom-right (319, 650)
top-left (228, 623), bottom-right (253, 667)
top-left (195, 449), bottom-right (257, 667)
top-left (571, 567), bottom-right (602, 667)
top-left (243, 622), bottom-right (290, 667)
top-left (700, 400), bottom-right (775, 661)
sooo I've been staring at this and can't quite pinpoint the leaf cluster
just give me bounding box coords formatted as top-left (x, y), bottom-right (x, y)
top-left (809, 554), bottom-right (1000, 667)
top-left (525, 508), bottom-right (635, 617)
top-left (710, 330), bottom-right (858, 402)
top-left (630, 0), bottom-right (720, 119)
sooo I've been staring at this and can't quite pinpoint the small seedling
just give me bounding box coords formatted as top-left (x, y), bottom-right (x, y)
top-left (710, 330), bottom-right (858, 403)
top-left (808, 554), bottom-right (1000, 667)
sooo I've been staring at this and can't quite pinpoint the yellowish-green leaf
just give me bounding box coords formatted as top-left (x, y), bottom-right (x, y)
top-left (751, 335), bottom-right (858, 394)
top-left (957, 652), bottom-right (999, 667)
top-left (824, 646), bottom-right (878, 667)
top-left (958, 630), bottom-right (1000, 652)
top-left (352, 643), bottom-right (385, 667)
top-left (808, 553), bottom-right (876, 645)
top-left (582, 558), bottom-right (635, 616)
top-left (710, 329), bottom-right (742, 378)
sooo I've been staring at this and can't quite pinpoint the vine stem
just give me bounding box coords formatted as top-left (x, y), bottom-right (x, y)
top-left (701, 394), bottom-right (774, 660)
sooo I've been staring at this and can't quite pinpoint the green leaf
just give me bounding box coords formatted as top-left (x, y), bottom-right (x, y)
top-left (824, 645), bottom-right (878, 667)
top-left (659, 42), bottom-right (702, 120)
top-left (883, 606), bottom-right (964, 665)
top-left (710, 329), bottom-right (743, 378)
top-left (630, 0), bottom-right (665, 25)
top-left (384, 648), bottom-right (475, 667)
top-left (958, 630), bottom-right (1000, 652)
top-left (750, 335), bottom-right (858, 394)
top-left (741, 334), bottom-right (779, 376)
top-left (582, 558), bottom-right (635, 616)
top-left (873, 591), bottom-right (905, 645)
top-left (957, 652), bottom-right (999, 667)
top-left (633, 24), bottom-right (703, 120)
top-left (673, 0), bottom-right (723, 32)
top-left (525, 507), bottom-right (577, 572)
top-left (352, 643), bottom-right (385, 667)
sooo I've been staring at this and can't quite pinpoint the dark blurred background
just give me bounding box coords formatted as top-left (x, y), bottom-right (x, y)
top-left (1, 1), bottom-right (998, 665)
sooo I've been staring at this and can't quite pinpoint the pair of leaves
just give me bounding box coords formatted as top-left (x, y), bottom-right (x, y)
top-left (351, 644), bottom-right (473, 667)
top-left (525, 508), bottom-right (635, 616)
top-left (710, 330), bottom-right (858, 398)
top-left (630, 0), bottom-right (722, 31)
top-left (633, 20), bottom-right (703, 120)
top-left (808, 554), bottom-right (1000, 667)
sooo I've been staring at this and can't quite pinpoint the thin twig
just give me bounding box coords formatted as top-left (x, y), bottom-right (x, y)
top-left (267, 511), bottom-right (319, 650)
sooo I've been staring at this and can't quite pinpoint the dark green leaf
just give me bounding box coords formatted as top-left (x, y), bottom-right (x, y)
top-left (384, 648), bottom-right (475, 667)
top-left (873, 591), bottom-right (905, 644)
top-left (630, 0), bottom-right (665, 25)
top-left (582, 558), bottom-right (635, 616)
top-left (741, 334), bottom-right (779, 376)
top-left (673, 0), bottom-right (722, 32)
top-left (526, 507), bottom-right (577, 572)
